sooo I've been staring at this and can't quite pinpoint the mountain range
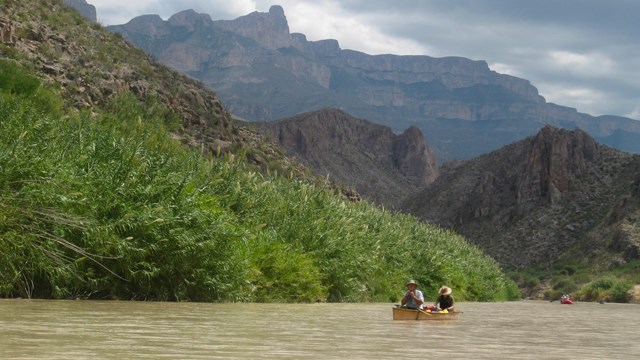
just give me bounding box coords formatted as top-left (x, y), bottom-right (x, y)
top-left (107, 5), bottom-right (640, 161)
top-left (250, 108), bottom-right (640, 270)
top-left (46, 1), bottom-right (640, 297)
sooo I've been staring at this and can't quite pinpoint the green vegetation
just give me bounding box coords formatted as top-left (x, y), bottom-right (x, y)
top-left (0, 60), bottom-right (519, 302)
top-left (511, 260), bottom-right (640, 303)
top-left (576, 278), bottom-right (632, 303)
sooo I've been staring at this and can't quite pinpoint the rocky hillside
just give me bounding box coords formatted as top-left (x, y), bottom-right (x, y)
top-left (107, 6), bottom-right (640, 161)
top-left (402, 125), bottom-right (640, 269)
top-left (0, 0), bottom-right (296, 173)
top-left (249, 109), bottom-right (438, 206)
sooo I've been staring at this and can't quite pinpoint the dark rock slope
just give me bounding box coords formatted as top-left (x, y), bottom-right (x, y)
top-left (251, 109), bottom-right (438, 207)
top-left (402, 125), bottom-right (640, 269)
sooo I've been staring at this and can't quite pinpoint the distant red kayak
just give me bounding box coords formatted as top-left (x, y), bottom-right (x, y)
top-left (561, 299), bottom-right (574, 304)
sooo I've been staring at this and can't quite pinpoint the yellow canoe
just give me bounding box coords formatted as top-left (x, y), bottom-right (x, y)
top-left (392, 307), bottom-right (461, 320)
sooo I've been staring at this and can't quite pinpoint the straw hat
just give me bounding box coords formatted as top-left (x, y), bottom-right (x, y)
top-left (439, 286), bottom-right (452, 296)
top-left (406, 280), bottom-right (417, 286)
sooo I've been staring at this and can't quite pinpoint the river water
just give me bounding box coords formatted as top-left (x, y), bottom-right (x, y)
top-left (1, 299), bottom-right (638, 359)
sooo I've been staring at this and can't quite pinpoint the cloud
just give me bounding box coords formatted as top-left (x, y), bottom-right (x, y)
top-left (90, 0), bottom-right (256, 24)
top-left (547, 51), bottom-right (614, 77)
top-left (264, 1), bottom-right (429, 55)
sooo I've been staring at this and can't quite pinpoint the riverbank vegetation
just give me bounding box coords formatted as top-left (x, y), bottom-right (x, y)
top-left (0, 60), bottom-right (519, 302)
top-left (511, 260), bottom-right (640, 303)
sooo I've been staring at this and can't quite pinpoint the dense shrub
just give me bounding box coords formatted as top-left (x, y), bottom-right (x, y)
top-left (552, 278), bottom-right (578, 293)
top-left (0, 60), bottom-right (63, 114)
top-left (576, 277), bottom-right (633, 303)
top-left (544, 289), bottom-right (563, 301)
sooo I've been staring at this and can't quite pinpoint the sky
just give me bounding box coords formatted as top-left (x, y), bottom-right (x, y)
top-left (89, 0), bottom-right (639, 120)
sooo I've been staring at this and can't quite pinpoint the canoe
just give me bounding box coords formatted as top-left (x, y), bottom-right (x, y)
top-left (392, 307), bottom-right (461, 320)
top-left (560, 295), bottom-right (574, 304)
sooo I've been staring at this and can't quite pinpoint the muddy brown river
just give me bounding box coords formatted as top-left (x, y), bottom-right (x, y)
top-left (1, 299), bottom-right (638, 359)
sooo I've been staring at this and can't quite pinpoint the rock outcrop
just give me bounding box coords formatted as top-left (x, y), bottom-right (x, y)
top-left (517, 126), bottom-right (597, 205)
top-left (0, 17), bottom-right (16, 44)
top-left (252, 108), bottom-right (438, 206)
top-left (215, 5), bottom-right (291, 50)
top-left (402, 126), bottom-right (640, 268)
top-left (107, 6), bottom-right (640, 161)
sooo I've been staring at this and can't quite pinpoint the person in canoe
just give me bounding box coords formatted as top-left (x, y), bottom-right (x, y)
top-left (401, 280), bottom-right (424, 310)
top-left (433, 286), bottom-right (455, 312)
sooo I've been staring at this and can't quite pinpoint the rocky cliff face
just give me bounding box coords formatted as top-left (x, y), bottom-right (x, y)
top-left (215, 5), bottom-right (291, 50)
top-left (401, 126), bottom-right (640, 269)
top-left (516, 126), bottom-right (597, 205)
top-left (107, 6), bottom-right (640, 161)
top-left (252, 109), bottom-right (438, 206)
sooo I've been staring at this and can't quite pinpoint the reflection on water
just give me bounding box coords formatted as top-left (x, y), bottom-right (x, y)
top-left (1, 300), bottom-right (639, 359)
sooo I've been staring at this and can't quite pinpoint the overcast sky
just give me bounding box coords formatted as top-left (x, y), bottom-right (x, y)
top-left (89, 0), bottom-right (639, 120)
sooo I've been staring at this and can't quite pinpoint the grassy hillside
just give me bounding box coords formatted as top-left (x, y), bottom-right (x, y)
top-left (0, 58), bottom-right (519, 302)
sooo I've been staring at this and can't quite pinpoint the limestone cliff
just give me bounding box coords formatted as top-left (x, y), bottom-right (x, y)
top-left (107, 6), bottom-right (640, 161)
top-left (215, 5), bottom-right (292, 50)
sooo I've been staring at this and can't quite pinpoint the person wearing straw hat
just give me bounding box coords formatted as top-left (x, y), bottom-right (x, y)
top-left (401, 280), bottom-right (424, 310)
top-left (433, 286), bottom-right (455, 311)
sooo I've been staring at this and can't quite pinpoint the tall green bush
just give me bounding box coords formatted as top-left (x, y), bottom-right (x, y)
top-left (577, 277), bottom-right (632, 303)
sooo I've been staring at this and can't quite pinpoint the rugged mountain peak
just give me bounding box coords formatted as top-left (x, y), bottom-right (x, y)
top-left (167, 9), bottom-right (213, 30)
top-left (214, 5), bottom-right (291, 49)
top-left (518, 125), bottom-right (597, 204)
top-left (118, 14), bottom-right (166, 39)
top-left (268, 5), bottom-right (286, 17)
top-left (394, 126), bottom-right (438, 185)
top-left (253, 108), bottom-right (438, 206)
top-left (128, 14), bottom-right (164, 25)
top-left (63, 0), bottom-right (96, 22)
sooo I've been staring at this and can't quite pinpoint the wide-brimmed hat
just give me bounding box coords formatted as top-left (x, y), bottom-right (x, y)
top-left (439, 286), bottom-right (452, 295)
top-left (406, 280), bottom-right (417, 286)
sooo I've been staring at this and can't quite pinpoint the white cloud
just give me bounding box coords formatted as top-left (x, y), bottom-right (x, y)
top-left (90, 0), bottom-right (152, 24)
top-left (547, 50), bottom-right (614, 77)
top-left (536, 81), bottom-right (611, 114)
top-left (256, 1), bottom-right (428, 55)
top-left (489, 63), bottom-right (519, 77)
